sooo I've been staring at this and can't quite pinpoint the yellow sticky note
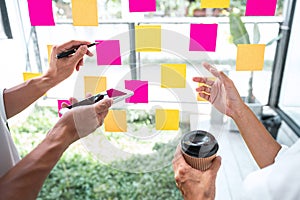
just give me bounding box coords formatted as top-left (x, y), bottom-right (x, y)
top-left (156, 109), bottom-right (179, 130)
top-left (196, 77), bottom-right (216, 101)
top-left (135, 25), bottom-right (161, 52)
top-left (104, 110), bottom-right (127, 132)
top-left (84, 76), bottom-right (107, 95)
top-left (236, 44), bottom-right (266, 71)
top-left (23, 72), bottom-right (42, 81)
top-left (72, 0), bottom-right (98, 26)
top-left (161, 64), bottom-right (186, 88)
top-left (201, 0), bottom-right (230, 8)
top-left (47, 45), bottom-right (52, 64)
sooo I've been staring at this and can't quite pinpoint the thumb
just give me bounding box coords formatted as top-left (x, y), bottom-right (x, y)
top-left (71, 45), bottom-right (88, 65)
top-left (94, 98), bottom-right (113, 114)
top-left (209, 156), bottom-right (222, 173)
top-left (219, 71), bottom-right (233, 87)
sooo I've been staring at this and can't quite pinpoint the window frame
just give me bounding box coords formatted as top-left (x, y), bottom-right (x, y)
top-left (0, 0), bottom-right (13, 39)
top-left (268, 0), bottom-right (300, 136)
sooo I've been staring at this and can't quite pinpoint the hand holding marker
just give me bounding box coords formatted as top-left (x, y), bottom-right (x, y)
top-left (56, 42), bottom-right (99, 59)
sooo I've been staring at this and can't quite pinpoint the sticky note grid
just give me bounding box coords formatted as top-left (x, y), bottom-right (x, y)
top-left (189, 24), bottom-right (218, 52)
top-left (27, 0), bottom-right (55, 26)
top-left (156, 109), bottom-right (179, 131)
top-left (104, 110), bottom-right (127, 132)
top-left (72, 0), bottom-right (98, 26)
top-left (129, 0), bottom-right (156, 12)
top-left (245, 0), bottom-right (277, 16)
top-left (161, 64), bottom-right (186, 88)
top-left (135, 25), bottom-right (161, 52)
top-left (200, 0), bottom-right (230, 8)
top-left (236, 44), bottom-right (266, 71)
top-left (125, 80), bottom-right (148, 103)
top-left (96, 40), bottom-right (122, 65)
top-left (84, 76), bottom-right (107, 95)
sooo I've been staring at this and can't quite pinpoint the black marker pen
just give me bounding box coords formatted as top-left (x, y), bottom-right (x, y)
top-left (56, 42), bottom-right (99, 59)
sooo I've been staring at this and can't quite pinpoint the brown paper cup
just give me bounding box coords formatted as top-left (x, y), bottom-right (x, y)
top-left (180, 130), bottom-right (218, 171)
top-left (182, 150), bottom-right (216, 171)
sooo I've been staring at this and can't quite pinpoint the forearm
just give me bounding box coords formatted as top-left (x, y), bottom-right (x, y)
top-left (0, 125), bottom-right (71, 200)
top-left (3, 75), bottom-right (57, 119)
top-left (232, 104), bottom-right (281, 168)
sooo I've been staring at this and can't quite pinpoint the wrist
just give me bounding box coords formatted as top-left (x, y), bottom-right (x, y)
top-left (230, 102), bottom-right (249, 121)
top-left (46, 123), bottom-right (76, 149)
top-left (42, 73), bottom-right (60, 88)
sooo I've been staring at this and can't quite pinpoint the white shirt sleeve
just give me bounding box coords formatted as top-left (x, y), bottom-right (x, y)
top-left (0, 88), bottom-right (7, 122)
top-left (274, 144), bottom-right (289, 161)
top-left (243, 140), bottom-right (300, 200)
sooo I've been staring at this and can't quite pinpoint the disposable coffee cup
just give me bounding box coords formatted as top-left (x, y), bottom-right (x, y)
top-left (181, 130), bottom-right (219, 171)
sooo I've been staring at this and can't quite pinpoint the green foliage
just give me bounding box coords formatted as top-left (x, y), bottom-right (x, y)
top-left (11, 106), bottom-right (182, 200)
top-left (253, 23), bottom-right (260, 44)
top-left (229, 13), bottom-right (250, 46)
top-left (37, 145), bottom-right (182, 200)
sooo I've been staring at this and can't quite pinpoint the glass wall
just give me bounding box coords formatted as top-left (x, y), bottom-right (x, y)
top-left (278, 0), bottom-right (300, 127)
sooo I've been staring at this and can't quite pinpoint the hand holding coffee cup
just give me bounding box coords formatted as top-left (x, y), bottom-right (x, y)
top-left (181, 130), bottom-right (219, 171)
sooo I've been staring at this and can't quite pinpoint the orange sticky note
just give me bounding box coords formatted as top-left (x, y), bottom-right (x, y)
top-left (201, 0), bottom-right (230, 8)
top-left (161, 64), bottom-right (186, 88)
top-left (47, 45), bottom-right (52, 64)
top-left (23, 72), bottom-right (42, 81)
top-left (236, 44), bottom-right (266, 71)
top-left (155, 109), bottom-right (179, 130)
top-left (84, 76), bottom-right (107, 95)
top-left (196, 77), bottom-right (216, 101)
top-left (71, 0), bottom-right (98, 26)
top-left (104, 110), bottom-right (127, 132)
top-left (135, 25), bottom-right (161, 52)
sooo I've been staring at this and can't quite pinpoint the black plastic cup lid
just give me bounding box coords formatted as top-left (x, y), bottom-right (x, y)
top-left (181, 130), bottom-right (219, 158)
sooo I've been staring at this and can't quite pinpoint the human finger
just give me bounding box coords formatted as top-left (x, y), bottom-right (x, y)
top-left (94, 98), bottom-right (113, 114)
top-left (209, 156), bottom-right (222, 173)
top-left (86, 49), bottom-right (93, 57)
top-left (172, 145), bottom-right (186, 166)
top-left (61, 102), bottom-right (69, 108)
top-left (98, 110), bottom-right (109, 125)
top-left (71, 45), bottom-right (88, 66)
top-left (56, 40), bottom-right (91, 53)
top-left (193, 77), bottom-right (214, 86)
top-left (196, 85), bottom-right (211, 94)
top-left (76, 58), bottom-right (84, 71)
top-left (60, 97), bottom-right (77, 108)
top-left (202, 62), bottom-right (220, 78)
top-left (85, 93), bottom-right (93, 98)
top-left (69, 97), bottom-right (78, 104)
top-left (199, 92), bottom-right (211, 101)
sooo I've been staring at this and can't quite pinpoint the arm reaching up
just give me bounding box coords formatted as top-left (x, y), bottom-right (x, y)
top-left (193, 62), bottom-right (281, 168)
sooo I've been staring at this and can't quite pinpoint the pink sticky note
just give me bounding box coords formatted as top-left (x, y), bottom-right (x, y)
top-left (125, 80), bottom-right (148, 103)
top-left (245, 0), bottom-right (277, 16)
top-left (129, 0), bottom-right (156, 12)
top-left (57, 100), bottom-right (70, 117)
top-left (27, 0), bottom-right (55, 26)
top-left (189, 24), bottom-right (218, 52)
top-left (96, 40), bottom-right (122, 65)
